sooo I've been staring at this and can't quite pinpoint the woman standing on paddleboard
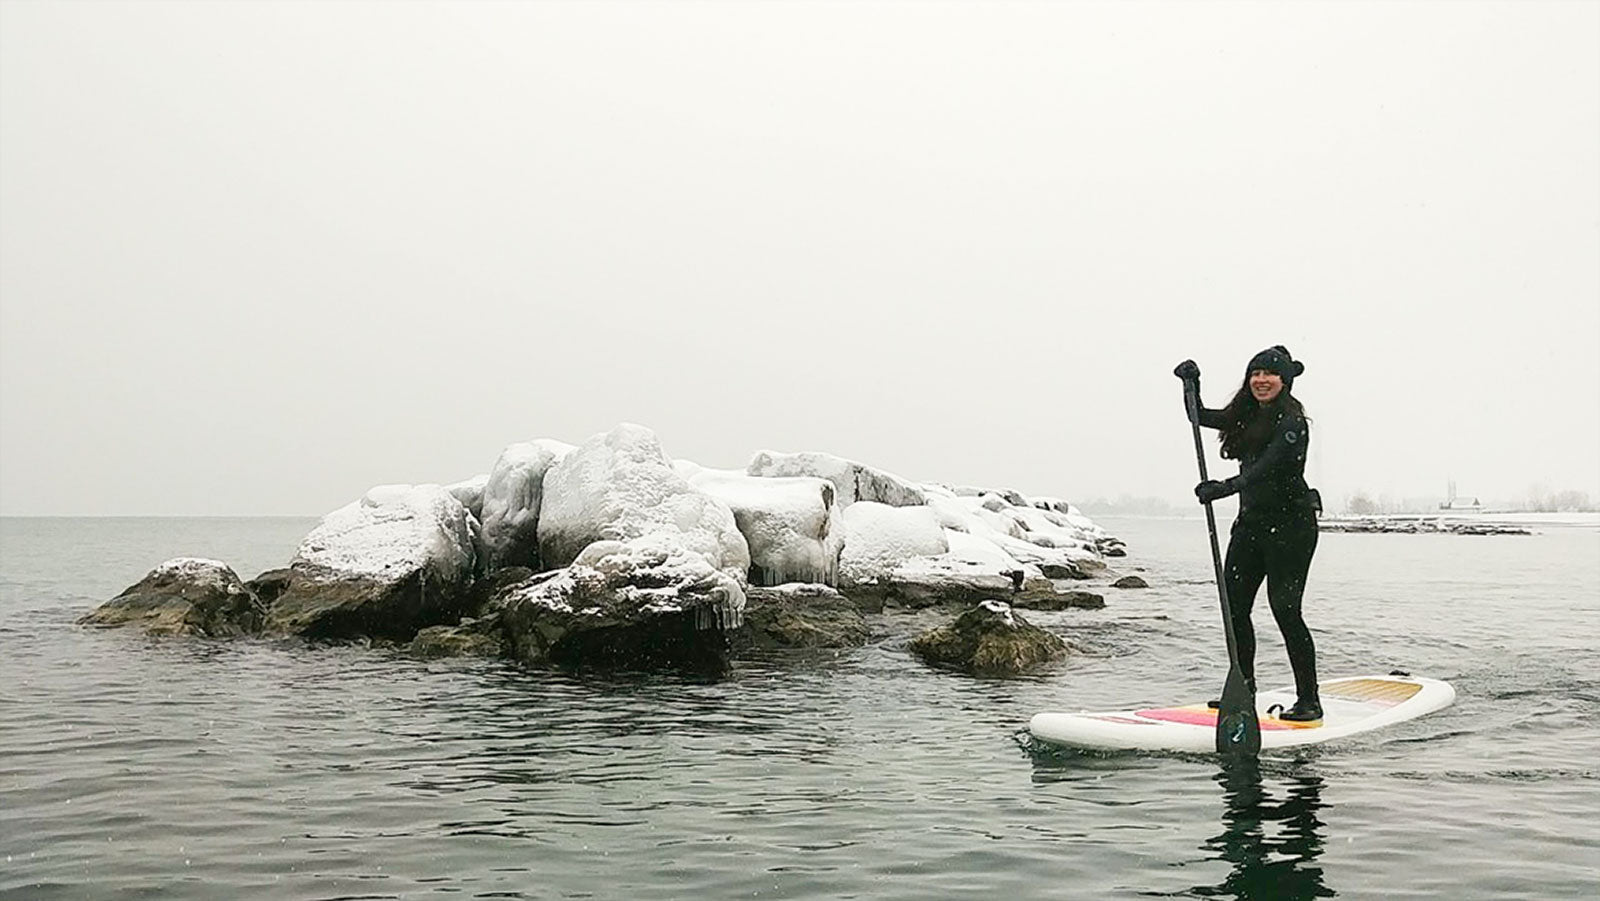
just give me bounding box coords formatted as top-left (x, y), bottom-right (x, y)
top-left (1174, 346), bottom-right (1324, 722)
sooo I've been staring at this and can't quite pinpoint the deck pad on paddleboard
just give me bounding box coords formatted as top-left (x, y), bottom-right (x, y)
top-left (1028, 674), bottom-right (1454, 752)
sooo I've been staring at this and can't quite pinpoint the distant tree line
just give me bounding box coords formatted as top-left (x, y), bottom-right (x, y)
top-left (1079, 494), bottom-right (1180, 516)
top-left (1343, 488), bottom-right (1597, 514)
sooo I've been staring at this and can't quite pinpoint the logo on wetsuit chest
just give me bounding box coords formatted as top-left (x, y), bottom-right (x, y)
top-left (1285, 431), bottom-right (1298, 443)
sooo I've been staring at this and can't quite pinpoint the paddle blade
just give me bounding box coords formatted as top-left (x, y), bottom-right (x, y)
top-left (1214, 667), bottom-right (1262, 757)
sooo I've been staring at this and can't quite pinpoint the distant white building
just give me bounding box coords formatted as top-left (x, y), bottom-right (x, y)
top-left (1440, 480), bottom-right (1483, 512)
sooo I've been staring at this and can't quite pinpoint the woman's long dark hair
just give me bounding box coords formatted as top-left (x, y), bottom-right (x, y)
top-left (1218, 376), bottom-right (1309, 460)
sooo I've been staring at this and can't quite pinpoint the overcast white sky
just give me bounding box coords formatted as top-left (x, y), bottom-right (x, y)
top-left (2, 1), bottom-right (1596, 515)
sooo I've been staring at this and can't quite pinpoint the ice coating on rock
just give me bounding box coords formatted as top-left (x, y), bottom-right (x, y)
top-left (682, 465), bottom-right (841, 586)
top-left (480, 439), bottom-right (574, 569)
top-left (747, 450), bottom-right (926, 508)
top-left (293, 484), bottom-right (478, 581)
top-left (504, 531), bottom-right (744, 629)
top-left (538, 424), bottom-right (750, 582)
top-left (444, 474), bottom-right (489, 520)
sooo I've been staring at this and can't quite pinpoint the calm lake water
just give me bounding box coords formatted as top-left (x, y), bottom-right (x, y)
top-left (2, 514), bottom-right (1597, 899)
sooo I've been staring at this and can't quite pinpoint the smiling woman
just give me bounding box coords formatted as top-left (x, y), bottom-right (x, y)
top-left (1177, 346), bottom-right (1324, 723)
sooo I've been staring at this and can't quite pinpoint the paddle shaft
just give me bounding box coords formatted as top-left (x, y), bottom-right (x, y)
top-left (1182, 382), bottom-right (1243, 666)
top-left (1181, 378), bottom-right (1261, 756)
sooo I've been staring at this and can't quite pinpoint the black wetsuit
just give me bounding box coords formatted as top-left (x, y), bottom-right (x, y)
top-left (1195, 399), bottom-right (1322, 705)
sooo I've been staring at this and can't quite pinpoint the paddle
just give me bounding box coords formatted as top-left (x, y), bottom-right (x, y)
top-left (1180, 374), bottom-right (1262, 757)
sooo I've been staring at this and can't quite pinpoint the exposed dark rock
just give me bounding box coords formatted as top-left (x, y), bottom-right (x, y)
top-left (1097, 537), bottom-right (1128, 557)
top-left (245, 568), bottom-right (293, 607)
top-left (841, 572), bottom-right (1008, 612)
top-left (908, 600), bottom-right (1067, 676)
top-left (265, 563), bottom-right (477, 642)
top-left (735, 584), bottom-right (870, 650)
top-left (1038, 561), bottom-right (1089, 580)
top-left (466, 566), bottom-right (535, 615)
top-left (407, 615), bottom-right (506, 658)
top-left (80, 558), bottom-right (265, 638)
top-left (1111, 575), bottom-right (1149, 589)
top-left (843, 569), bottom-right (1100, 612)
top-left (1009, 588), bottom-right (1105, 611)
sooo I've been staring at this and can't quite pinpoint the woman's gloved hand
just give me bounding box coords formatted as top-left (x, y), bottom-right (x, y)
top-left (1173, 359), bottom-right (1201, 381)
top-left (1195, 479), bottom-right (1236, 504)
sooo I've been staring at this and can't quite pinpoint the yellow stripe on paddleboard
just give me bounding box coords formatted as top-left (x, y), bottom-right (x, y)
top-left (1321, 678), bottom-right (1421, 706)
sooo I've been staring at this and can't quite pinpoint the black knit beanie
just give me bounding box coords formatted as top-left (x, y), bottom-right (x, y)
top-left (1246, 345), bottom-right (1305, 389)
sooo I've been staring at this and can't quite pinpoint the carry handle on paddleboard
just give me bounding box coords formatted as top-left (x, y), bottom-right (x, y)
top-left (1180, 375), bottom-right (1262, 757)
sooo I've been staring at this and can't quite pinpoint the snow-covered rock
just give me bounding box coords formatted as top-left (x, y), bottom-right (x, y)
top-left (499, 531), bottom-right (745, 671)
top-left (837, 502), bottom-right (948, 586)
top-left (479, 439), bottom-right (573, 570)
top-left (927, 492), bottom-right (1105, 579)
top-left (680, 464), bottom-right (842, 587)
top-left (835, 491), bottom-right (1111, 608)
top-left (266, 484), bottom-right (481, 639)
top-left (747, 450), bottom-right (927, 508)
top-left (538, 424), bottom-right (749, 582)
top-left (80, 557), bottom-right (265, 637)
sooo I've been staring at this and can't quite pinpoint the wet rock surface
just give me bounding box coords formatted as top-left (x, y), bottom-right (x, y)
top-left (736, 584), bottom-right (870, 650)
top-left (79, 558), bottom-right (265, 638)
top-left (908, 600), bottom-right (1068, 676)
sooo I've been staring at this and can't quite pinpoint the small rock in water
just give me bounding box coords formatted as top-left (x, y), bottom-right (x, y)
top-left (909, 600), bottom-right (1067, 676)
top-left (1111, 575), bottom-right (1149, 589)
top-left (406, 619), bottom-right (506, 658)
top-left (80, 558), bottom-right (265, 638)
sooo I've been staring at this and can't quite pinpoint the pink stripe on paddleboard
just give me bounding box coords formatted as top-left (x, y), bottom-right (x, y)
top-left (1135, 706), bottom-right (1306, 730)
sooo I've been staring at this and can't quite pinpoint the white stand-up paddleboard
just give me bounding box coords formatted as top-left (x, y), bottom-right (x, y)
top-left (1028, 673), bottom-right (1455, 753)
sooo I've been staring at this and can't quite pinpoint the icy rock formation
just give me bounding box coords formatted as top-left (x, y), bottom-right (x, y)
top-left (747, 451), bottom-right (927, 508)
top-left (498, 531), bottom-right (745, 671)
top-left (908, 600), bottom-right (1068, 676)
top-left (924, 488), bottom-right (1104, 580)
top-left (538, 424), bottom-right (749, 582)
top-left (266, 484), bottom-right (481, 640)
top-left (734, 583), bottom-right (869, 650)
top-left (837, 502), bottom-right (949, 586)
top-left (835, 487), bottom-right (1114, 609)
top-left (79, 558), bottom-right (265, 638)
top-left (479, 439), bottom-right (573, 570)
top-left (679, 463), bottom-right (842, 587)
top-left (445, 474), bottom-right (490, 522)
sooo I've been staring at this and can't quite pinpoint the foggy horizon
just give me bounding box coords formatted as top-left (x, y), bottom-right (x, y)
top-left (3, 1), bottom-right (1597, 517)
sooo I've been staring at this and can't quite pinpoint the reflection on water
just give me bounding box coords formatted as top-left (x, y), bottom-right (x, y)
top-left (1195, 759), bottom-right (1333, 900)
